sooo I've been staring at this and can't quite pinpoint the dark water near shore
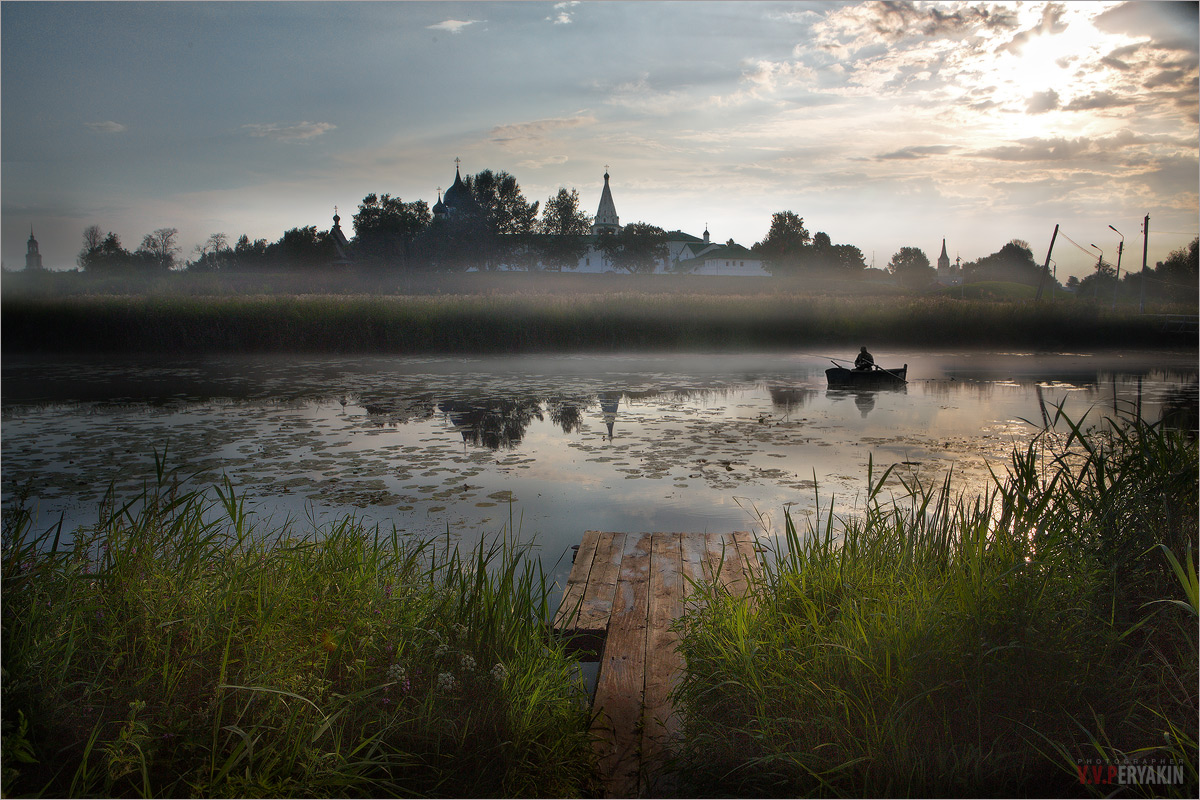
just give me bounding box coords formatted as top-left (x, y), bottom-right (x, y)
top-left (2, 349), bottom-right (1195, 588)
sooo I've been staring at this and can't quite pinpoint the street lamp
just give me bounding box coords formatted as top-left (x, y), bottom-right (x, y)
top-left (1108, 225), bottom-right (1124, 309)
top-left (1090, 244), bottom-right (1104, 299)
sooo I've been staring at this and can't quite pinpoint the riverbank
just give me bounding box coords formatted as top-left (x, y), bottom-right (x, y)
top-left (4, 292), bottom-right (1195, 353)
top-left (3, 411), bottom-right (1196, 797)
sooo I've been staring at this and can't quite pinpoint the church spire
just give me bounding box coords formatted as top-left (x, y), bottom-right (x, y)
top-left (591, 166), bottom-right (620, 235)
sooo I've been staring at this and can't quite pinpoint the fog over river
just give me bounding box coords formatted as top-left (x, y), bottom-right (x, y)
top-left (3, 350), bottom-right (1195, 587)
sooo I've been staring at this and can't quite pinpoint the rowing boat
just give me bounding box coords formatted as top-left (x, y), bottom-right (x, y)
top-left (826, 364), bottom-right (908, 387)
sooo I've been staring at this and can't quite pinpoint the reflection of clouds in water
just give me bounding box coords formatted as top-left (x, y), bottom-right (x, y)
top-left (2, 352), bottom-right (1195, 553)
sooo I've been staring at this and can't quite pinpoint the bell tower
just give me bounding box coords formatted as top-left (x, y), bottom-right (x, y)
top-left (25, 227), bottom-right (43, 271)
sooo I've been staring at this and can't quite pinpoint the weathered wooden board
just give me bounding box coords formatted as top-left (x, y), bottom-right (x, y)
top-left (553, 531), bottom-right (626, 656)
top-left (640, 533), bottom-right (684, 795)
top-left (557, 530), bottom-right (763, 798)
top-left (591, 532), bottom-right (653, 798)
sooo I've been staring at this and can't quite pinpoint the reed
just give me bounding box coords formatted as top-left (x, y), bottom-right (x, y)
top-left (3, 292), bottom-right (1191, 353)
top-left (1, 468), bottom-right (596, 797)
top-left (671, 410), bottom-right (1198, 797)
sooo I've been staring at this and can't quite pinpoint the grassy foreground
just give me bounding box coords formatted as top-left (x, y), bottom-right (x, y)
top-left (2, 292), bottom-right (1193, 353)
top-left (1, 472), bottom-right (596, 797)
top-left (672, 411), bottom-right (1198, 797)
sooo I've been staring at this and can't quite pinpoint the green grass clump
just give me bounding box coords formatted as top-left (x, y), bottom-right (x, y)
top-left (671, 411), bottom-right (1198, 797)
top-left (1, 467), bottom-right (596, 797)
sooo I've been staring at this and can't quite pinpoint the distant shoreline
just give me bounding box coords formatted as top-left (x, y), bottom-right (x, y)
top-left (3, 284), bottom-right (1195, 354)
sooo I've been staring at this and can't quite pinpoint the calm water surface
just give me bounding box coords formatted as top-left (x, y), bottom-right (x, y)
top-left (3, 349), bottom-right (1195, 587)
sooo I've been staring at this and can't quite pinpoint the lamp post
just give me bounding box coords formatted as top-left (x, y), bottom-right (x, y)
top-left (1108, 225), bottom-right (1124, 309)
top-left (1090, 244), bottom-right (1104, 300)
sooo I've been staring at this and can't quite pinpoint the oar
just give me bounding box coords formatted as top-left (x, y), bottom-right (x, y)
top-left (873, 364), bottom-right (907, 383)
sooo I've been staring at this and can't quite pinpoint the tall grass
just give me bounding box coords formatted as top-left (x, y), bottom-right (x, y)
top-left (1, 465), bottom-right (596, 797)
top-left (671, 410), bottom-right (1198, 797)
top-left (3, 292), bottom-right (1191, 353)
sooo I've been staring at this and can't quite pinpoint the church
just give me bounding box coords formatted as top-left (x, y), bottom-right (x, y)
top-left (565, 167), bottom-right (767, 276)
top-left (428, 160), bottom-right (767, 275)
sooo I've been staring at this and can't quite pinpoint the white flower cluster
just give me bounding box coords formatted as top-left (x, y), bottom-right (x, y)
top-left (460, 654), bottom-right (476, 672)
top-left (490, 662), bottom-right (509, 684)
top-left (436, 671), bottom-right (459, 692)
top-left (387, 663), bottom-right (407, 683)
top-left (434, 642), bottom-right (450, 658)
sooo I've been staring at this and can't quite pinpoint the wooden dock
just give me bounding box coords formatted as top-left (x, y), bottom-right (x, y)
top-left (553, 531), bottom-right (761, 798)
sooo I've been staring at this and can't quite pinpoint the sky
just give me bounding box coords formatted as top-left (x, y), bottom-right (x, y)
top-left (2, 1), bottom-right (1197, 280)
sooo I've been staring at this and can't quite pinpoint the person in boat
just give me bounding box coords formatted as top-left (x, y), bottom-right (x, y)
top-left (854, 346), bottom-right (875, 371)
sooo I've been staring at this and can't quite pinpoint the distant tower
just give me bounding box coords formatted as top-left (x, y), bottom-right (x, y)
top-left (330, 207), bottom-right (351, 264)
top-left (591, 167), bottom-right (620, 235)
top-left (25, 227), bottom-right (43, 271)
top-left (937, 238), bottom-right (950, 272)
top-left (703, 224), bottom-right (710, 244)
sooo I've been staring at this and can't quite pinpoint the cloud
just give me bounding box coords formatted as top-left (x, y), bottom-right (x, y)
top-left (975, 136), bottom-right (1094, 162)
top-left (427, 19), bottom-right (478, 34)
top-left (606, 76), bottom-right (696, 114)
top-left (243, 122), bottom-right (336, 142)
top-left (1063, 90), bottom-right (1135, 111)
top-left (518, 155), bottom-right (570, 170)
top-left (875, 145), bottom-right (956, 160)
top-left (547, 2), bottom-right (578, 25)
top-left (489, 115), bottom-right (595, 147)
top-left (1026, 89), bottom-right (1060, 113)
top-left (84, 121), bottom-right (126, 133)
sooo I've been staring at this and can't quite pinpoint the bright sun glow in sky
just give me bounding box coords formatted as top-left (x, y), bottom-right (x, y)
top-left (2, 1), bottom-right (1197, 280)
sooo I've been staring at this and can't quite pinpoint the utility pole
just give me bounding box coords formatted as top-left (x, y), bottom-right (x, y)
top-left (1139, 214), bottom-right (1149, 314)
top-left (1109, 225), bottom-right (1124, 310)
top-left (1035, 223), bottom-right (1059, 301)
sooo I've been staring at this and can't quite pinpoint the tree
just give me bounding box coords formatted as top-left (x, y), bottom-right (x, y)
top-left (78, 227), bottom-right (134, 272)
top-left (964, 239), bottom-right (1042, 285)
top-left (352, 193), bottom-right (431, 265)
top-left (466, 170), bottom-right (539, 236)
top-left (265, 226), bottom-right (337, 269)
top-left (888, 246), bottom-right (934, 289)
top-left (805, 231), bottom-right (866, 274)
top-left (753, 211), bottom-right (810, 275)
top-left (189, 232), bottom-right (231, 272)
top-left (600, 222), bottom-right (668, 274)
top-left (135, 228), bottom-right (181, 271)
top-left (231, 234), bottom-right (270, 271)
top-left (536, 188), bottom-right (592, 271)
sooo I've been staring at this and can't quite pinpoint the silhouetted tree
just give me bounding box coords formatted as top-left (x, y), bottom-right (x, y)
top-left (964, 240), bottom-right (1042, 285)
top-left (352, 193), bottom-right (431, 266)
top-left (888, 246), bottom-right (934, 289)
top-left (136, 228), bottom-right (181, 271)
top-left (78, 227), bottom-right (134, 272)
top-left (600, 222), bottom-right (668, 274)
top-left (536, 188), bottom-right (592, 271)
top-left (753, 211), bottom-right (811, 275)
top-left (265, 226), bottom-right (338, 270)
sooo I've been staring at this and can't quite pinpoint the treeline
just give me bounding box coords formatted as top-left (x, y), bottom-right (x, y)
top-left (59, 163), bottom-right (1199, 302)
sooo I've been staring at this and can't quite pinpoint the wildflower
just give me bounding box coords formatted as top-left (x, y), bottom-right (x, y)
top-left (453, 622), bottom-right (468, 638)
top-left (387, 663), bottom-right (407, 683)
top-left (460, 654), bottom-right (476, 672)
top-left (384, 584), bottom-right (393, 598)
top-left (491, 662), bottom-right (509, 684)
top-left (434, 643), bottom-right (449, 658)
top-left (436, 672), bottom-right (458, 692)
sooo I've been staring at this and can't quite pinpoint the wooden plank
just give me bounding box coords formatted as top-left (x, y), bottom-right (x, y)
top-left (591, 532), bottom-right (653, 798)
top-left (552, 529), bottom-right (601, 630)
top-left (730, 530), bottom-right (763, 584)
top-left (640, 533), bottom-right (685, 795)
top-left (553, 532), bottom-right (625, 656)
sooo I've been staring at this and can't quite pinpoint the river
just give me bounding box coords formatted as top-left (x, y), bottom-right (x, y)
top-left (2, 349), bottom-right (1195, 586)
